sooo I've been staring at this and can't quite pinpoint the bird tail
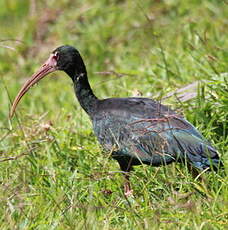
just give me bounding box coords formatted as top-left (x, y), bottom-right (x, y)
top-left (173, 132), bottom-right (224, 172)
top-left (195, 154), bottom-right (224, 172)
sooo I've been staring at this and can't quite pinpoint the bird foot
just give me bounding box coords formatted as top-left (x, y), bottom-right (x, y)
top-left (124, 189), bottom-right (134, 197)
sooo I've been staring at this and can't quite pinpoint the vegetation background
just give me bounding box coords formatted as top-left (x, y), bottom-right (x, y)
top-left (0, 0), bottom-right (227, 229)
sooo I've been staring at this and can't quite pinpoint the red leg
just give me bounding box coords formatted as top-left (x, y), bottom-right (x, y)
top-left (124, 173), bottom-right (133, 196)
top-left (116, 157), bottom-right (134, 196)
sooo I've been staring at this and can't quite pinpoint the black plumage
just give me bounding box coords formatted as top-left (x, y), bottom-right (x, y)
top-left (10, 45), bottom-right (222, 195)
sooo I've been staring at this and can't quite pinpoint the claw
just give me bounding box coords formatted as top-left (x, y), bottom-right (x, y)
top-left (124, 188), bottom-right (134, 197)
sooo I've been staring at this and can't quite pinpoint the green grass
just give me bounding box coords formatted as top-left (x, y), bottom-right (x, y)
top-left (0, 0), bottom-right (227, 229)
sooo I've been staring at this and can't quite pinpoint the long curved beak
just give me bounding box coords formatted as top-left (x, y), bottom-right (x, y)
top-left (10, 54), bottom-right (58, 118)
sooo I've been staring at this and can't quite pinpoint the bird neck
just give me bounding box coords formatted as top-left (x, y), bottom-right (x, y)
top-left (72, 72), bottom-right (98, 116)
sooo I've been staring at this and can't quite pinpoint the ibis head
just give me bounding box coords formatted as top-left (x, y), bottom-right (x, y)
top-left (10, 45), bottom-right (86, 117)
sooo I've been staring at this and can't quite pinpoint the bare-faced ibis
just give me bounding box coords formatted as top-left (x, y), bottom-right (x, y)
top-left (10, 45), bottom-right (222, 196)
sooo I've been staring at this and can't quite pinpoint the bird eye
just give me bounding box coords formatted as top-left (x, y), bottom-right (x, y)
top-left (53, 52), bottom-right (59, 61)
